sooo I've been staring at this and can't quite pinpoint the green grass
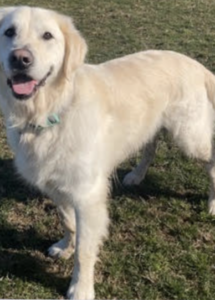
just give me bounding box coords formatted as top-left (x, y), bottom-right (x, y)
top-left (0, 0), bottom-right (215, 299)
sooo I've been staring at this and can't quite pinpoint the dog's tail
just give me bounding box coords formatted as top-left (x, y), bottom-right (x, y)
top-left (205, 68), bottom-right (215, 110)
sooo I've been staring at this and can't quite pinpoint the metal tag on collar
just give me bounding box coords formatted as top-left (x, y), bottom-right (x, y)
top-left (27, 123), bottom-right (44, 133)
top-left (46, 114), bottom-right (60, 127)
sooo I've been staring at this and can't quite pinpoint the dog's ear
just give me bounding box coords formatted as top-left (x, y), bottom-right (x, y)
top-left (59, 15), bottom-right (87, 77)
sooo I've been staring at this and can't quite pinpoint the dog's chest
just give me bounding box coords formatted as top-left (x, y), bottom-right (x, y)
top-left (11, 129), bottom-right (72, 192)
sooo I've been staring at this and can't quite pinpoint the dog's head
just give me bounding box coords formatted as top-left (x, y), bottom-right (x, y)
top-left (0, 6), bottom-right (87, 101)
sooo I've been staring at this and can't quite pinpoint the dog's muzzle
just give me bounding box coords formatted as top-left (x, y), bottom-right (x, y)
top-left (7, 66), bottom-right (54, 100)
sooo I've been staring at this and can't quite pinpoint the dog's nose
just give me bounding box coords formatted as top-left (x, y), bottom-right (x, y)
top-left (9, 49), bottom-right (34, 71)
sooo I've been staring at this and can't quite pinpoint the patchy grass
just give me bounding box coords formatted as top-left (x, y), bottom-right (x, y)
top-left (0, 0), bottom-right (215, 299)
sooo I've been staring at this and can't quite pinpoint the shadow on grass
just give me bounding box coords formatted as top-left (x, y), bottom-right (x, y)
top-left (113, 167), bottom-right (208, 207)
top-left (0, 158), bottom-right (41, 202)
top-left (0, 222), bottom-right (54, 252)
top-left (0, 159), bottom-right (69, 296)
top-left (0, 218), bottom-right (70, 296)
top-left (0, 248), bottom-right (69, 296)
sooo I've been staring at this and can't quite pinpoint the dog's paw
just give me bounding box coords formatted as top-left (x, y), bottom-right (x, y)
top-left (123, 171), bottom-right (142, 186)
top-left (209, 200), bottom-right (215, 216)
top-left (48, 238), bottom-right (74, 259)
top-left (67, 282), bottom-right (95, 300)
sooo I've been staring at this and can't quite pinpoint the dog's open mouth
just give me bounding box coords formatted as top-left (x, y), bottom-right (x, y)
top-left (7, 67), bottom-right (53, 100)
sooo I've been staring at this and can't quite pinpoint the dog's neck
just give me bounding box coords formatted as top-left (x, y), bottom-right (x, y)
top-left (18, 113), bottom-right (61, 135)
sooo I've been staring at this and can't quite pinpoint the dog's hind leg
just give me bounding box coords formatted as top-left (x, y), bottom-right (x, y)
top-left (123, 137), bottom-right (158, 186)
top-left (173, 122), bottom-right (215, 215)
top-left (48, 201), bottom-right (76, 259)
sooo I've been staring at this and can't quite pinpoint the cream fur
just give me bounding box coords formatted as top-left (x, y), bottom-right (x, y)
top-left (0, 6), bottom-right (215, 300)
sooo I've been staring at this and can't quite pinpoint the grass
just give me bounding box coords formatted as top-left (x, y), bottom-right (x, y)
top-left (0, 0), bottom-right (215, 299)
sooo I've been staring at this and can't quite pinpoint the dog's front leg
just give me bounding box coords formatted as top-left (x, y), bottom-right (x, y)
top-left (49, 203), bottom-right (76, 259)
top-left (67, 180), bottom-right (109, 300)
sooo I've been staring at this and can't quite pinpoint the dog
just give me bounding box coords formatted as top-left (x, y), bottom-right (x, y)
top-left (0, 5), bottom-right (215, 300)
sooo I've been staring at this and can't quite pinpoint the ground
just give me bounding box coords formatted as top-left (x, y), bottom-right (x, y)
top-left (0, 0), bottom-right (215, 299)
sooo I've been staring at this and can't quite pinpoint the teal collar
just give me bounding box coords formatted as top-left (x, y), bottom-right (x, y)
top-left (45, 113), bottom-right (60, 127)
top-left (20, 113), bottom-right (60, 134)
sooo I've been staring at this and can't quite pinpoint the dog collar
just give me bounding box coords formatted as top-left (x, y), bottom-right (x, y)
top-left (45, 113), bottom-right (60, 127)
top-left (20, 113), bottom-right (60, 134)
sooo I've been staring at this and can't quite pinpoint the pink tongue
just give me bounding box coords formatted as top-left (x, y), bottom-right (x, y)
top-left (12, 80), bottom-right (38, 95)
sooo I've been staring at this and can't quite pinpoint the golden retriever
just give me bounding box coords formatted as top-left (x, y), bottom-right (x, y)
top-left (0, 5), bottom-right (215, 300)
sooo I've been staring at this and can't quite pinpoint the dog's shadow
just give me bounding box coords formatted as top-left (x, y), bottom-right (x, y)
top-left (0, 221), bottom-right (70, 296)
top-left (0, 158), bottom-right (40, 201)
top-left (0, 158), bottom-right (70, 296)
top-left (113, 166), bottom-right (208, 209)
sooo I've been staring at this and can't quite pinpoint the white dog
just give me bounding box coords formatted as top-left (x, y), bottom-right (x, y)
top-left (0, 6), bottom-right (215, 300)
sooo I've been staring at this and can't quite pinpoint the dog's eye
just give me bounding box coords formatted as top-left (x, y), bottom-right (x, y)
top-left (43, 32), bottom-right (54, 40)
top-left (4, 27), bottom-right (16, 38)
